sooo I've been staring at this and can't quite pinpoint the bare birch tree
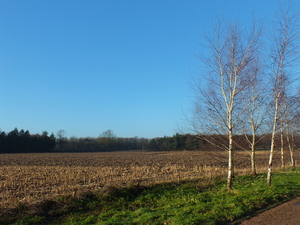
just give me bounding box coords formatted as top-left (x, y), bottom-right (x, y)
top-left (267, 1), bottom-right (300, 186)
top-left (190, 19), bottom-right (262, 189)
top-left (242, 57), bottom-right (268, 175)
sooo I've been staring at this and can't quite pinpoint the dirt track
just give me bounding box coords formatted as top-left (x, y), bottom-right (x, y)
top-left (240, 197), bottom-right (300, 225)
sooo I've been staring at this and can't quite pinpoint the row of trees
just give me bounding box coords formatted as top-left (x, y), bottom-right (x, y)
top-left (0, 129), bottom-right (150, 153)
top-left (56, 130), bottom-right (149, 152)
top-left (0, 128), bottom-right (150, 153)
top-left (148, 133), bottom-right (300, 152)
top-left (148, 133), bottom-right (201, 151)
top-left (188, 1), bottom-right (300, 188)
top-left (0, 128), bottom-right (56, 153)
top-left (2, 127), bottom-right (298, 154)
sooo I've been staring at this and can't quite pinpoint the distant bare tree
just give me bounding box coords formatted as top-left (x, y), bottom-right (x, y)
top-left (98, 130), bottom-right (117, 151)
top-left (56, 129), bottom-right (67, 151)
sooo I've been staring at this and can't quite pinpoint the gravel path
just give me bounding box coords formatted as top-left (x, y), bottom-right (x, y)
top-left (240, 197), bottom-right (300, 225)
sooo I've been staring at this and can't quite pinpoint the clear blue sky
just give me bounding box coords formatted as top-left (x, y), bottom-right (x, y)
top-left (0, 0), bottom-right (280, 138)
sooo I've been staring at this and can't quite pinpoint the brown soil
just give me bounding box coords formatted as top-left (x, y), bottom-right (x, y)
top-left (240, 197), bottom-right (300, 225)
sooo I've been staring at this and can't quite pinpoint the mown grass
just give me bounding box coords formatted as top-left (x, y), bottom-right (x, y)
top-left (1, 168), bottom-right (300, 225)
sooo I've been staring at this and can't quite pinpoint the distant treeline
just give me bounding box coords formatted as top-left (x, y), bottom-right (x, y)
top-left (148, 133), bottom-right (201, 150)
top-left (147, 133), bottom-right (297, 151)
top-left (60, 136), bottom-right (149, 152)
top-left (0, 128), bottom-right (150, 153)
top-left (0, 128), bottom-right (56, 153)
top-left (0, 128), bottom-right (295, 153)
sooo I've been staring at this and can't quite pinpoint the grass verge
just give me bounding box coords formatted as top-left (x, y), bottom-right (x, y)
top-left (1, 168), bottom-right (300, 225)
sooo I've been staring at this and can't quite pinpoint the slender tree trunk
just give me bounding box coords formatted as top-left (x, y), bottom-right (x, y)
top-left (267, 98), bottom-right (279, 186)
top-left (227, 131), bottom-right (233, 189)
top-left (251, 129), bottom-right (256, 175)
top-left (291, 132), bottom-right (295, 168)
top-left (280, 126), bottom-right (285, 168)
top-left (267, 134), bottom-right (275, 186)
top-left (227, 111), bottom-right (234, 189)
top-left (287, 129), bottom-right (295, 168)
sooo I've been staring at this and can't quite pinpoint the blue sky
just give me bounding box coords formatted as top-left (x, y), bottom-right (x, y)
top-left (0, 0), bottom-right (280, 138)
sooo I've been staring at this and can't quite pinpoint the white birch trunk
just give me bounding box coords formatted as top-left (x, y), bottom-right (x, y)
top-left (280, 126), bottom-right (285, 168)
top-left (267, 98), bottom-right (279, 186)
top-left (251, 128), bottom-right (256, 175)
top-left (227, 111), bottom-right (234, 189)
top-left (286, 128), bottom-right (295, 168)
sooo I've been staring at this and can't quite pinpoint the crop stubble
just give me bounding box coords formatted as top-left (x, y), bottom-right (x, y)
top-left (0, 150), bottom-right (291, 209)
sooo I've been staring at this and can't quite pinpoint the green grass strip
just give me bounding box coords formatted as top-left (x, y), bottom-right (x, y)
top-left (2, 168), bottom-right (300, 225)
